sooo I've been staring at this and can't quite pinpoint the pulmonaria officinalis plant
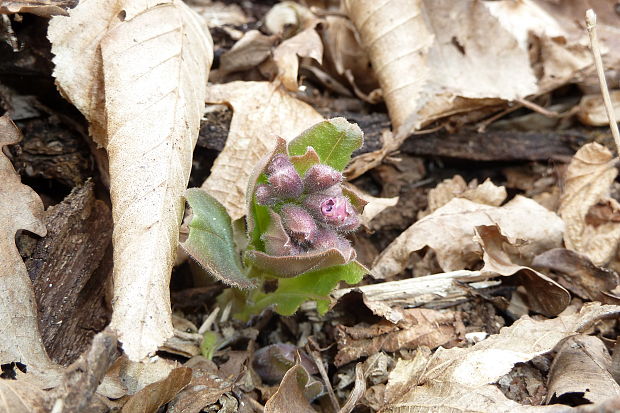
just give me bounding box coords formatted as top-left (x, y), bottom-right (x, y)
top-left (181, 118), bottom-right (368, 320)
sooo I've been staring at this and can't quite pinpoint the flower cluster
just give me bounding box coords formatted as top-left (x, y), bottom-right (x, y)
top-left (254, 154), bottom-right (360, 257)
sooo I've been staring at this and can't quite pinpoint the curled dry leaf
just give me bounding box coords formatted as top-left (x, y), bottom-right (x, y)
top-left (0, 379), bottom-right (49, 413)
top-left (559, 143), bottom-right (620, 265)
top-left (264, 360), bottom-right (322, 413)
top-left (546, 335), bottom-right (620, 405)
top-left (533, 248), bottom-right (620, 305)
top-left (49, 0), bottom-right (213, 360)
top-left (121, 367), bottom-right (192, 413)
top-left (273, 28), bottom-right (323, 91)
top-left (0, 0), bottom-right (75, 17)
top-left (475, 225), bottom-right (570, 317)
top-left (373, 195), bottom-right (564, 279)
top-left (425, 176), bottom-right (507, 216)
top-left (334, 308), bottom-right (464, 366)
top-left (343, 0), bottom-right (589, 137)
top-left (0, 114), bottom-right (55, 374)
top-left (215, 30), bottom-right (276, 78)
top-left (578, 91), bottom-right (620, 126)
top-left (380, 303), bottom-right (620, 413)
top-left (201, 81), bottom-right (323, 220)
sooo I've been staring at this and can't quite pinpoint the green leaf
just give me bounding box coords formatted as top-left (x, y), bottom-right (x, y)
top-left (200, 331), bottom-right (218, 360)
top-left (287, 117), bottom-right (363, 172)
top-left (239, 261), bottom-right (367, 318)
top-left (181, 188), bottom-right (255, 289)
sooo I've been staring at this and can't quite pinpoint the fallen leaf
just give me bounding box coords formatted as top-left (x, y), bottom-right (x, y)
top-left (0, 114), bottom-right (55, 373)
top-left (121, 367), bottom-right (192, 413)
top-left (167, 361), bottom-right (234, 413)
top-left (578, 91), bottom-right (620, 126)
top-left (559, 143), bottom-right (620, 265)
top-left (335, 308), bottom-right (464, 366)
top-left (273, 28), bottom-right (323, 91)
top-left (264, 361), bottom-right (322, 413)
top-left (0, 0), bottom-right (75, 17)
top-left (380, 303), bottom-right (620, 412)
top-left (339, 363), bottom-right (366, 413)
top-left (189, 1), bottom-right (247, 28)
top-left (475, 225), bottom-right (570, 316)
top-left (0, 379), bottom-right (49, 413)
top-left (49, 0), bottom-right (213, 360)
top-left (546, 335), bottom-right (620, 405)
top-left (373, 195), bottom-right (564, 279)
top-left (215, 30), bottom-right (276, 78)
top-left (425, 176), bottom-right (507, 216)
top-left (343, 0), bottom-right (589, 136)
top-left (201, 81), bottom-right (323, 220)
top-left (533, 248), bottom-right (620, 305)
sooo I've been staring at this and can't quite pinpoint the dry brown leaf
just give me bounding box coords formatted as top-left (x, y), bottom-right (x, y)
top-left (380, 303), bottom-right (620, 413)
top-left (533, 248), bottom-right (620, 305)
top-left (0, 114), bottom-right (56, 374)
top-left (0, 0), bottom-right (74, 16)
top-left (0, 379), bottom-right (49, 413)
top-left (578, 91), bottom-right (620, 126)
top-left (559, 143), bottom-right (620, 265)
top-left (121, 367), bottom-right (192, 413)
top-left (426, 176), bottom-right (507, 215)
top-left (264, 361), bottom-right (321, 413)
top-left (201, 81), bottom-right (323, 220)
top-left (546, 335), bottom-right (620, 405)
top-left (49, 0), bottom-right (212, 361)
top-left (373, 195), bottom-right (564, 279)
top-left (475, 225), bottom-right (570, 317)
top-left (335, 308), bottom-right (464, 366)
top-left (188, 1), bottom-right (247, 28)
top-left (343, 0), bottom-right (590, 137)
top-left (273, 28), bottom-right (323, 91)
top-left (167, 359), bottom-right (233, 413)
top-left (215, 30), bottom-right (276, 78)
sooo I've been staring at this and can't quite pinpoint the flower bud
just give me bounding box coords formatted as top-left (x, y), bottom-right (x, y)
top-left (280, 204), bottom-right (318, 244)
top-left (267, 155), bottom-right (303, 199)
top-left (303, 164), bottom-right (342, 193)
top-left (305, 194), bottom-right (356, 230)
top-left (255, 184), bottom-right (276, 206)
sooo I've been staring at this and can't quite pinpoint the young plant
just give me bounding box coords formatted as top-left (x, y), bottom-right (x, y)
top-left (182, 118), bottom-right (368, 319)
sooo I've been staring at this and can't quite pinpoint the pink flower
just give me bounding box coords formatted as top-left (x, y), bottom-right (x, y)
top-left (266, 155), bottom-right (303, 199)
top-left (280, 204), bottom-right (318, 244)
top-left (303, 164), bottom-right (342, 193)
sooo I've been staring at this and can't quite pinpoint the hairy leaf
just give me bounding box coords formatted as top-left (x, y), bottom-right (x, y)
top-left (182, 189), bottom-right (255, 289)
top-left (240, 261), bottom-right (367, 318)
top-left (287, 117), bottom-right (363, 172)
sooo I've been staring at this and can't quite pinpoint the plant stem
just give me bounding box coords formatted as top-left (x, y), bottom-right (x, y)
top-left (585, 9), bottom-right (620, 154)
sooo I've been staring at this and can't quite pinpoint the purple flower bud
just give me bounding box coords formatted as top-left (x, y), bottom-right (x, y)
top-left (255, 184), bottom-right (276, 206)
top-left (280, 204), bottom-right (318, 244)
top-left (267, 155), bottom-right (303, 199)
top-left (305, 194), bottom-right (359, 232)
top-left (303, 164), bottom-right (342, 193)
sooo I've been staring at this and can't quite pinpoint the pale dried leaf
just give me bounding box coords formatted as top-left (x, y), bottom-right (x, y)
top-left (475, 225), bottom-right (570, 316)
top-left (49, 0), bottom-right (213, 361)
top-left (343, 0), bottom-right (587, 136)
top-left (263, 1), bottom-right (316, 35)
top-left (546, 335), bottom-right (620, 405)
top-left (273, 28), bottom-right (323, 91)
top-left (427, 176), bottom-right (506, 214)
top-left (189, 1), bottom-right (247, 28)
top-left (381, 303), bottom-right (620, 413)
top-left (0, 114), bottom-right (55, 373)
top-left (559, 143), bottom-right (620, 265)
top-left (0, 0), bottom-right (73, 16)
top-left (217, 30), bottom-right (276, 76)
top-left (578, 91), bottom-right (620, 127)
top-left (0, 379), bottom-right (49, 413)
top-left (533, 248), bottom-right (620, 305)
top-left (121, 367), bottom-right (192, 413)
top-left (264, 362), bottom-right (319, 413)
top-left (373, 196), bottom-right (564, 279)
top-left (201, 81), bottom-right (323, 220)
top-left (335, 308), bottom-right (464, 366)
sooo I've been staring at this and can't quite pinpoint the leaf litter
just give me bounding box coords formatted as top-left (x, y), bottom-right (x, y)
top-left (3, 0), bottom-right (620, 412)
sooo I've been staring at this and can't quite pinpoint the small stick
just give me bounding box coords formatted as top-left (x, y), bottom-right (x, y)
top-left (586, 9), bottom-right (620, 153)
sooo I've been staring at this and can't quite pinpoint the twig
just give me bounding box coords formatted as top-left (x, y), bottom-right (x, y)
top-left (307, 337), bottom-right (340, 413)
top-left (586, 9), bottom-right (620, 154)
top-left (515, 98), bottom-right (562, 118)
